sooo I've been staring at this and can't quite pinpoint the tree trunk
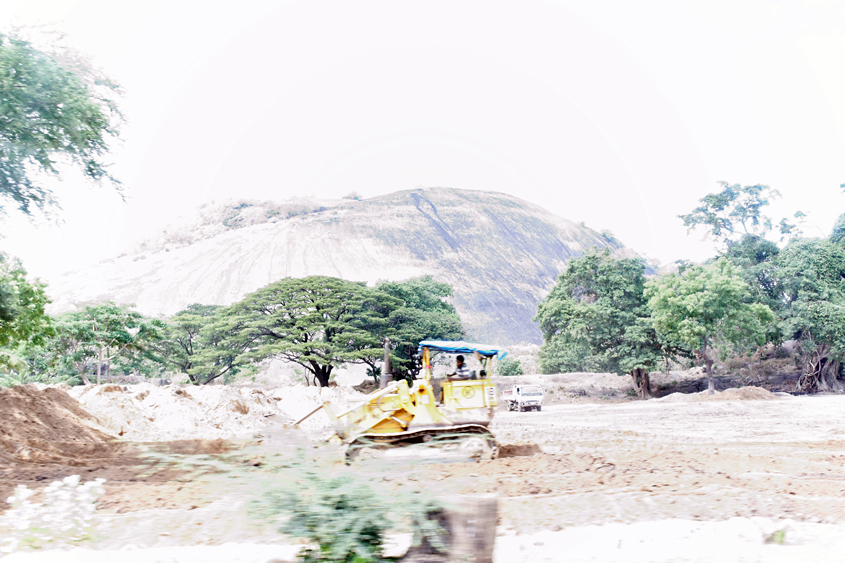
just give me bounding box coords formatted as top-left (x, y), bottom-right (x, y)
top-left (630, 368), bottom-right (651, 399)
top-left (309, 362), bottom-right (333, 387)
top-left (797, 344), bottom-right (844, 393)
top-left (97, 347), bottom-right (104, 385)
top-left (702, 337), bottom-right (715, 395)
top-left (106, 346), bottom-right (111, 379)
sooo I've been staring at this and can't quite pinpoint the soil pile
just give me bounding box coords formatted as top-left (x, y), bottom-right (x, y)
top-left (69, 383), bottom-right (364, 441)
top-left (0, 384), bottom-right (120, 465)
top-left (655, 386), bottom-right (779, 403)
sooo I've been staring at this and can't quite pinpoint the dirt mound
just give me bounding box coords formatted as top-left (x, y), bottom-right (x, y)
top-left (656, 386), bottom-right (779, 403)
top-left (0, 384), bottom-right (122, 465)
top-left (498, 443), bottom-right (542, 458)
top-left (69, 383), bottom-right (364, 441)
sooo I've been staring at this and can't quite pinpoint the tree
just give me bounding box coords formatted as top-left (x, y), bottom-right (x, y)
top-left (144, 304), bottom-right (222, 383)
top-left (646, 258), bottom-right (774, 394)
top-left (534, 250), bottom-right (668, 398)
top-left (0, 255), bottom-right (51, 370)
top-left (374, 276), bottom-right (464, 382)
top-left (679, 182), bottom-right (780, 245)
top-left (720, 235), bottom-right (782, 311)
top-left (775, 238), bottom-right (845, 393)
top-left (0, 32), bottom-right (123, 216)
top-left (496, 357), bottom-right (524, 376)
top-left (47, 302), bottom-right (161, 383)
top-left (214, 276), bottom-right (391, 387)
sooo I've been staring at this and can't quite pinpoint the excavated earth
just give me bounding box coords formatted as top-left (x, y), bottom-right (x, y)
top-left (3, 376), bottom-right (845, 562)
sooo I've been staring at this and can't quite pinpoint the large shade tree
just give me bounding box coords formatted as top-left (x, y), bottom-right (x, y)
top-left (775, 238), bottom-right (845, 393)
top-left (534, 250), bottom-right (668, 398)
top-left (646, 258), bottom-right (774, 394)
top-left (0, 32), bottom-right (123, 216)
top-left (145, 304), bottom-right (223, 384)
top-left (215, 276), bottom-right (394, 387)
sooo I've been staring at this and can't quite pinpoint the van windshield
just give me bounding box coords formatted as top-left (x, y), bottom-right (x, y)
top-left (521, 386), bottom-right (543, 396)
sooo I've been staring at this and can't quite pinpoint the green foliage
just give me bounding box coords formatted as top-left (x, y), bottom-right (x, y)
top-left (375, 276), bottom-right (464, 380)
top-left (496, 357), bottom-right (523, 376)
top-left (646, 258), bottom-right (774, 390)
top-left (678, 182), bottom-right (781, 244)
top-left (237, 446), bottom-right (441, 563)
top-left (775, 238), bottom-right (845, 391)
top-left (721, 235), bottom-right (783, 328)
top-left (765, 529), bottom-right (786, 545)
top-left (0, 33), bottom-right (123, 216)
top-left (536, 335), bottom-right (596, 374)
top-left (209, 276), bottom-right (392, 387)
top-left (0, 256), bottom-right (51, 371)
top-left (266, 470), bottom-right (390, 562)
top-left (534, 249), bottom-right (666, 377)
top-left (36, 302), bottom-right (163, 382)
top-left (144, 303), bottom-right (222, 383)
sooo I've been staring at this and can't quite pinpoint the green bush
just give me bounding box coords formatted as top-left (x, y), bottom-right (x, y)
top-left (267, 472), bottom-right (389, 563)
top-left (248, 449), bottom-right (444, 563)
top-left (497, 357), bottom-right (524, 376)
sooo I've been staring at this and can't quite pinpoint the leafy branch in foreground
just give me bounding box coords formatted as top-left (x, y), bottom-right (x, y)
top-left (0, 31), bottom-right (124, 216)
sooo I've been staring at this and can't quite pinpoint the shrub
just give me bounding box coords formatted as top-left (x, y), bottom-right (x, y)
top-left (497, 358), bottom-right (524, 376)
top-left (251, 451), bottom-right (443, 563)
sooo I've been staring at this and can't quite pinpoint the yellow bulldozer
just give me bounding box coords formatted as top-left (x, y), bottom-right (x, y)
top-left (300, 341), bottom-right (508, 462)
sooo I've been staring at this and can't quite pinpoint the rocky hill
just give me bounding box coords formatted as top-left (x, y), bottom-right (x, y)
top-left (47, 187), bottom-right (629, 344)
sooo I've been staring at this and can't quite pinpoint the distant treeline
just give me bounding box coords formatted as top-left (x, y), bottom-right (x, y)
top-left (535, 182), bottom-right (845, 397)
top-left (0, 274), bottom-right (463, 388)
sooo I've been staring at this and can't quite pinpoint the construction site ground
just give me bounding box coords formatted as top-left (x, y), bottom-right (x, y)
top-left (3, 372), bottom-right (845, 562)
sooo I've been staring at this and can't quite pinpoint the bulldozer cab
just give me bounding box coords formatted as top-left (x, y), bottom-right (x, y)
top-left (417, 340), bottom-right (507, 411)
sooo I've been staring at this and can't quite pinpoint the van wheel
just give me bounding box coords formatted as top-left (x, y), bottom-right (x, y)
top-left (536, 406), bottom-right (542, 412)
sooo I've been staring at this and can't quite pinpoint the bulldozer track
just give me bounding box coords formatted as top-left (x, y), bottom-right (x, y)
top-left (345, 424), bottom-right (498, 462)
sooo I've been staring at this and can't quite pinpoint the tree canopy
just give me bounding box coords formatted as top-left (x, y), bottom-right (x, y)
top-left (375, 276), bottom-right (464, 382)
top-left (775, 238), bottom-right (845, 392)
top-left (213, 276), bottom-right (393, 387)
top-left (0, 255), bottom-right (50, 370)
top-left (144, 303), bottom-right (222, 384)
top-left (534, 250), bottom-right (666, 397)
top-left (0, 32), bottom-right (123, 216)
top-left (646, 258), bottom-right (773, 394)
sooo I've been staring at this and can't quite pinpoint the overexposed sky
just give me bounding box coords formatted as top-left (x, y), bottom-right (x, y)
top-left (2, 0), bottom-right (844, 281)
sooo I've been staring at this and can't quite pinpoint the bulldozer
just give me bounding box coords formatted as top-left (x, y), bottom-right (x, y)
top-left (297, 341), bottom-right (508, 462)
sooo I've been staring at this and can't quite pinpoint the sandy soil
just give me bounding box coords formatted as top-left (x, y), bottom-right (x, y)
top-left (3, 377), bottom-right (845, 562)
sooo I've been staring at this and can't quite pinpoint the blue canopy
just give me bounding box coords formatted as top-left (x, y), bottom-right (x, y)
top-left (418, 340), bottom-right (509, 360)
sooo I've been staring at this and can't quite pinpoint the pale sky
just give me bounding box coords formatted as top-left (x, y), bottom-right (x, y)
top-left (2, 0), bottom-right (844, 282)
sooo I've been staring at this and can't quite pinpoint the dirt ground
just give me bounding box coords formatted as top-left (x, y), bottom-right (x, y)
top-left (3, 375), bottom-right (845, 562)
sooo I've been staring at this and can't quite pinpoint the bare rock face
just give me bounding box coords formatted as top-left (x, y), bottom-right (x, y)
top-left (48, 187), bottom-right (625, 344)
